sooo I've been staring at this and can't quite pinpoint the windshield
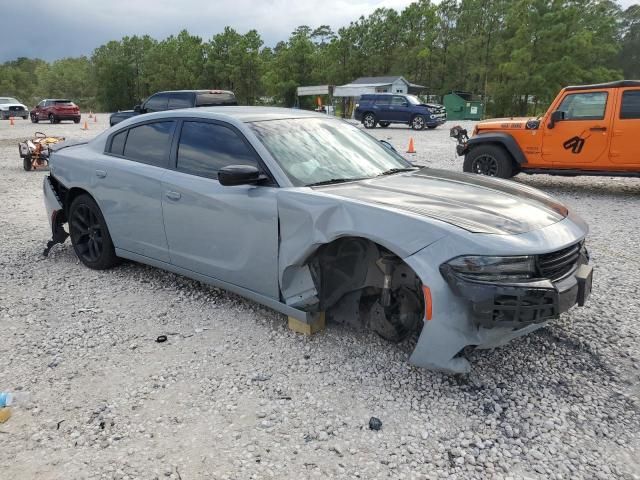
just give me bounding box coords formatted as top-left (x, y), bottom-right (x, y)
top-left (250, 118), bottom-right (413, 187)
top-left (406, 95), bottom-right (423, 105)
top-left (0, 97), bottom-right (19, 104)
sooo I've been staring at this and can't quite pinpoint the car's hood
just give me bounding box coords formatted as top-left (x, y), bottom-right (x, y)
top-left (0, 103), bottom-right (27, 109)
top-left (476, 117), bottom-right (532, 130)
top-left (317, 168), bottom-right (568, 235)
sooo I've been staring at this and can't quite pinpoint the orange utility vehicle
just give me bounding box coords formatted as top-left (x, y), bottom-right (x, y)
top-left (452, 80), bottom-right (640, 178)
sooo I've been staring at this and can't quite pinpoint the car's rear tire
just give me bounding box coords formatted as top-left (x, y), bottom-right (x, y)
top-left (463, 145), bottom-right (514, 178)
top-left (363, 113), bottom-right (377, 129)
top-left (410, 115), bottom-right (426, 130)
top-left (69, 194), bottom-right (119, 270)
top-left (31, 114), bottom-right (38, 123)
top-left (49, 114), bottom-right (56, 124)
top-left (22, 116), bottom-right (28, 120)
top-left (379, 122), bottom-right (390, 128)
top-left (74, 118), bottom-right (80, 124)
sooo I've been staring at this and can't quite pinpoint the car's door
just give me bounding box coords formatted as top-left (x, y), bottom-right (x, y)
top-left (143, 93), bottom-right (170, 113)
top-left (37, 100), bottom-right (47, 119)
top-left (388, 95), bottom-right (412, 122)
top-left (161, 119), bottom-right (280, 298)
top-left (373, 96), bottom-right (392, 121)
top-left (542, 90), bottom-right (613, 166)
top-left (94, 120), bottom-right (176, 262)
top-left (609, 88), bottom-right (640, 165)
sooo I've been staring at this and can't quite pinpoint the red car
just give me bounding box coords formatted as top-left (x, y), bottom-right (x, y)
top-left (31, 99), bottom-right (81, 124)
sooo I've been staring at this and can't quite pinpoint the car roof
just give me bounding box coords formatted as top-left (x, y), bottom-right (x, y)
top-left (127, 106), bottom-right (333, 124)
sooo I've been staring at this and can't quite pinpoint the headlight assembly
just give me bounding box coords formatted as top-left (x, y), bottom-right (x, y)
top-left (444, 255), bottom-right (536, 282)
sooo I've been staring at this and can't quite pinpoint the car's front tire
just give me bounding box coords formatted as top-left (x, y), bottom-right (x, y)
top-left (31, 114), bottom-right (38, 123)
top-left (69, 194), bottom-right (119, 270)
top-left (49, 114), bottom-right (57, 124)
top-left (463, 145), bottom-right (514, 178)
top-left (362, 113), bottom-right (377, 129)
top-left (23, 157), bottom-right (32, 171)
top-left (410, 115), bottom-right (426, 130)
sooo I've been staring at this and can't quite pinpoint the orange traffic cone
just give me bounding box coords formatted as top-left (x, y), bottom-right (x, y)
top-left (88, 111), bottom-right (93, 118)
top-left (9, 117), bottom-right (15, 126)
top-left (406, 137), bottom-right (416, 153)
top-left (81, 120), bottom-right (88, 130)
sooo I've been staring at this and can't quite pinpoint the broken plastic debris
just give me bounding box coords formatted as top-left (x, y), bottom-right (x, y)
top-left (368, 417), bottom-right (382, 431)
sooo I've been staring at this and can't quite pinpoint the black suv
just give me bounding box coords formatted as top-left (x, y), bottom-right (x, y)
top-left (109, 90), bottom-right (237, 126)
top-left (354, 93), bottom-right (446, 130)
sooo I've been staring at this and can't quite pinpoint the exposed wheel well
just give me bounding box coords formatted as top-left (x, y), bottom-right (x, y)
top-left (304, 236), bottom-right (424, 342)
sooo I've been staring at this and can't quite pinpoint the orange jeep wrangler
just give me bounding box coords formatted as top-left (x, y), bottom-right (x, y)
top-left (452, 80), bottom-right (640, 178)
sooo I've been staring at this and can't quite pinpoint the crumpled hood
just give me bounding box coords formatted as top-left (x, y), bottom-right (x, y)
top-left (317, 168), bottom-right (568, 235)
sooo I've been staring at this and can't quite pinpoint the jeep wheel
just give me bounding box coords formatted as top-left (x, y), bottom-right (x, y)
top-left (379, 122), bottom-right (390, 128)
top-left (464, 145), bottom-right (513, 178)
top-left (363, 113), bottom-right (377, 129)
top-left (410, 115), bottom-right (426, 130)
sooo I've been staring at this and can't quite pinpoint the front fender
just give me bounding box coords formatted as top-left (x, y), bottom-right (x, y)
top-left (467, 132), bottom-right (527, 164)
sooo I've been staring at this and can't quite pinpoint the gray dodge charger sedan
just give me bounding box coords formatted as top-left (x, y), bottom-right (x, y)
top-left (43, 107), bottom-right (593, 373)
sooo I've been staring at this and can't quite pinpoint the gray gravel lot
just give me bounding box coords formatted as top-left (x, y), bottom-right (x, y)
top-left (0, 115), bottom-right (639, 479)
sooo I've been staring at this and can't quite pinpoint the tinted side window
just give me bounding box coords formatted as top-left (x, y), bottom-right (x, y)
top-left (144, 93), bottom-right (169, 112)
top-left (391, 96), bottom-right (407, 106)
top-left (195, 92), bottom-right (237, 106)
top-left (557, 92), bottom-right (608, 120)
top-left (168, 92), bottom-right (193, 109)
top-left (123, 121), bottom-right (175, 167)
top-left (620, 90), bottom-right (640, 119)
top-left (109, 129), bottom-right (128, 156)
top-left (374, 96), bottom-right (390, 106)
top-left (177, 121), bottom-right (257, 179)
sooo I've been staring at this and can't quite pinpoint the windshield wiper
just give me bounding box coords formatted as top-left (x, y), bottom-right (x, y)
top-left (306, 177), bottom-right (367, 187)
top-left (376, 167), bottom-right (417, 177)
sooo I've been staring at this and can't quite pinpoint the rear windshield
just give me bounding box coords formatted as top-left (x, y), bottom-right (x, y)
top-left (53, 100), bottom-right (73, 104)
top-left (195, 92), bottom-right (237, 106)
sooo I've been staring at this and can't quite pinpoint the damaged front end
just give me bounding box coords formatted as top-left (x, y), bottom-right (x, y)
top-left (42, 175), bottom-right (69, 256)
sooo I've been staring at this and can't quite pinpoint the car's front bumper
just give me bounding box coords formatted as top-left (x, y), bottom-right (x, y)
top-left (426, 116), bottom-right (446, 127)
top-left (439, 259), bottom-right (592, 330)
top-left (1, 110), bottom-right (28, 119)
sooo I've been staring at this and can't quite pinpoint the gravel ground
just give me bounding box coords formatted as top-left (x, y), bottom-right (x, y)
top-left (0, 116), bottom-right (639, 480)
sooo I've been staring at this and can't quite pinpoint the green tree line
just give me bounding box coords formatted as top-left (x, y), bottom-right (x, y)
top-left (1, 0), bottom-right (638, 116)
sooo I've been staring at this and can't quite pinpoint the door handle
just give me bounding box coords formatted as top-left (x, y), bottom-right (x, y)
top-left (165, 191), bottom-right (181, 201)
top-left (95, 169), bottom-right (107, 178)
top-left (589, 126), bottom-right (607, 132)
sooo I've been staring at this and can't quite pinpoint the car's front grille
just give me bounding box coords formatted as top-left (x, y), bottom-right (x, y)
top-left (9, 106), bottom-right (25, 112)
top-left (537, 242), bottom-right (582, 280)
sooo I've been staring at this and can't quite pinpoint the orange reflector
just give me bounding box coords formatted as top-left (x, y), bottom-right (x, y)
top-left (422, 285), bottom-right (433, 321)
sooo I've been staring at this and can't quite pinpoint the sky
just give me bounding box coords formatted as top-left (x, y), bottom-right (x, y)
top-left (1, 0), bottom-right (638, 62)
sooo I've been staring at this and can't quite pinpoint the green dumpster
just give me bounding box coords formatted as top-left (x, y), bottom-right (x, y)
top-left (443, 92), bottom-right (484, 121)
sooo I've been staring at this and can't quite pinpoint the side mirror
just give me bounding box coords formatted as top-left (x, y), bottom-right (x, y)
top-left (134, 104), bottom-right (142, 113)
top-left (379, 140), bottom-right (397, 152)
top-left (548, 110), bottom-right (565, 129)
top-left (218, 165), bottom-right (264, 186)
